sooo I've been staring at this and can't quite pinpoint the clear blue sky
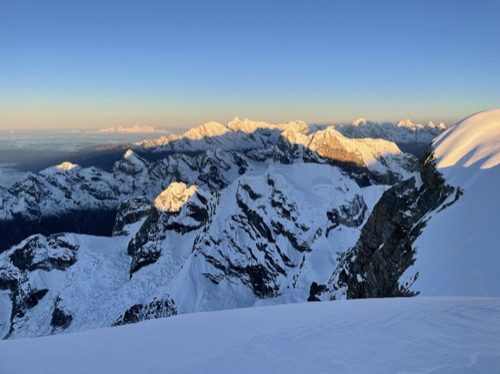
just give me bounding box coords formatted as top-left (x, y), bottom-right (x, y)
top-left (1, 0), bottom-right (499, 130)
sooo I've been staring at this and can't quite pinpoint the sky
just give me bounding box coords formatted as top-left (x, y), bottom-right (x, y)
top-left (0, 0), bottom-right (499, 130)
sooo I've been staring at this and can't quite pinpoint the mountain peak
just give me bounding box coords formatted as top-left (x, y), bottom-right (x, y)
top-left (396, 119), bottom-right (415, 129)
top-left (153, 182), bottom-right (199, 212)
top-left (124, 149), bottom-right (135, 159)
top-left (120, 149), bottom-right (148, 166)
top-left (56, 162), bottom-right (78, 171)
top-left (352, 118), bottom-right (368, 126)
top-left (184, 121), bottom-right (229, 140)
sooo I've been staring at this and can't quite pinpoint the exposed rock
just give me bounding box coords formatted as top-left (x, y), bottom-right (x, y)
top-left (308, 282), bottom-right (327, 302)
top-left (112, 197), bottom-right (152, 236)
top-left (328, 148), bottom-right (455, 299)
top-left (326, 194), bottom-right (367, 235)
top-left (50, 298), bottom-right (73, 333)
top-left (4, 286), bottom-right (49, 338)
top-left (127, 183), bottom-right (212, 275)
top-left (9, 234), bottom-right (78, 272)
top-left (114, 297), bottom-right (177, 326)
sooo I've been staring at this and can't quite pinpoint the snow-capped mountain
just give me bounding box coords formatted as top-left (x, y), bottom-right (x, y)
top-left (134, 116), bottom-right (444, 157)
top-left (0, 110), bottom-right (496, 340)
top-left (0, 122), bottom-right (412, 252)
top-left (134, 117), bottom-right (310, 154)
top-left (0, 119), bottom-right (417, 338)
top-left (333, 118), bottom-right (447, 155)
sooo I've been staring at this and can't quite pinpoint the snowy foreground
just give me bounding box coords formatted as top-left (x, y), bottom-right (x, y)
top-left (2, 297), bottom-right (499, 374)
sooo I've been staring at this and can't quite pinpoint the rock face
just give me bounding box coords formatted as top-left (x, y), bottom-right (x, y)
top-left (0, 116), bottom-right (461, 340)
top-left (128, 183), bottom-right (212, 276)
top-left (113, 297), bottom-right (177, 326)
top-left (112, 197), bottom-right (152, 236)
top-left (327, 148), bottom-right (456, 299)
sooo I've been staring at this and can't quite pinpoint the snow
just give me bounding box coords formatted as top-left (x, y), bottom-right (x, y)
top-left (281, 125), bottom-right (410, 174)
top-left (0, 291), bottom-right (11, 338)
top-left (228, 116), bottom-right (310, 134)
top-left (1, 297), bottom-right (499, 374)
top-left (55, 161), bottom-right (78, 171)
top-left (0, 157), bottom-right (403, 338)
top-left (433, 109), bottom-right (500, 171)
top-left (123, 149), bottom-right (135, 158)
top-left (183, 121), bottom-right (229, 140)
top-left (153, 182), bottom-right (199, 212)
top-left (404, 109), bottom-right (500, 296)
top-left (335, 117), bottom-right (447, 146)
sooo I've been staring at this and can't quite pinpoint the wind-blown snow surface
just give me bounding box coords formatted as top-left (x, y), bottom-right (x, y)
top-left (1, 297), bottom-right (499, 374)
top-left (403, 109), bottom-right (500, 296)
top-left (433, 109), bottom-right (500, 171)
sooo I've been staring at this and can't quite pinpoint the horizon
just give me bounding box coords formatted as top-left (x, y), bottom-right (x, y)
top-left (0, 114), bottom-right (455, 134)
top-left (1, 0), bottom-right (499, 130)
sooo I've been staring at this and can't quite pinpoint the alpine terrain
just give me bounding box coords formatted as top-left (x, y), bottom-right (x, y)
top-left (0, 110), bottom-right (498, 344)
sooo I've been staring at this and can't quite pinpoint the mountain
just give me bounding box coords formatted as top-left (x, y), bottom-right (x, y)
top-left (134, 118), bottom-right (310, 154)
top-left (0, 110), bottom-right (497, 340)
top-left (134, 116), bottom-right (445, 157)
top-left (334, 118), bottom-right (447, 155)
top-left (0, 121), bottom-right (416, 338)
top-left (2, 297), bottom-right (499, 374)
top-left (0, 147), bottom-right (250, 252)
top-left (0, 122), bottom-right (412, 252)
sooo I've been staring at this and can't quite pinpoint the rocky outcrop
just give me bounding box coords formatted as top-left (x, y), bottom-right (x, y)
top-left (112, 197), bottom-right (152, 236)
top-left (50, 298), bottom-right (73, 333)
top-left (8, 234), bottom-right (78, 272)
top-left (113, 297), bottom-right (177, 326)
top-left (326, 195), bottom-right (367, 235)
top-left (328, 148), bottom-right (455, 299)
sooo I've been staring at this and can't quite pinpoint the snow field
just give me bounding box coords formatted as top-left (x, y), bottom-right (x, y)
top-left (1, 297), bottom-right (499, 374)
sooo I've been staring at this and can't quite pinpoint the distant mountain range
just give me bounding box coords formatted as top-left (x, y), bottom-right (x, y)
top-left (98, 125), bottom-right (170, 134)
top-left (134, 116), bottom-right (446, 156)
top-left (1, 111), bottom-right (498, 340)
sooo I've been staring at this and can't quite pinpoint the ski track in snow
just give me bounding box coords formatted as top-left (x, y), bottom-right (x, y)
top-left (1, 297), bottom-right (499, 374)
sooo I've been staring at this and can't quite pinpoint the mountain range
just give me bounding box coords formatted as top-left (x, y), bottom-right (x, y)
top-left (0, 110), bottom-right (498, 340)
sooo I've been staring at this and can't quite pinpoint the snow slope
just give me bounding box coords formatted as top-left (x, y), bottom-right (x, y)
top-left (1, 297), bottom-right (499, 374)
top-left (434, 109), bottom-right (500, 173)
top-left (403, 109), bottom-right (500, 296)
